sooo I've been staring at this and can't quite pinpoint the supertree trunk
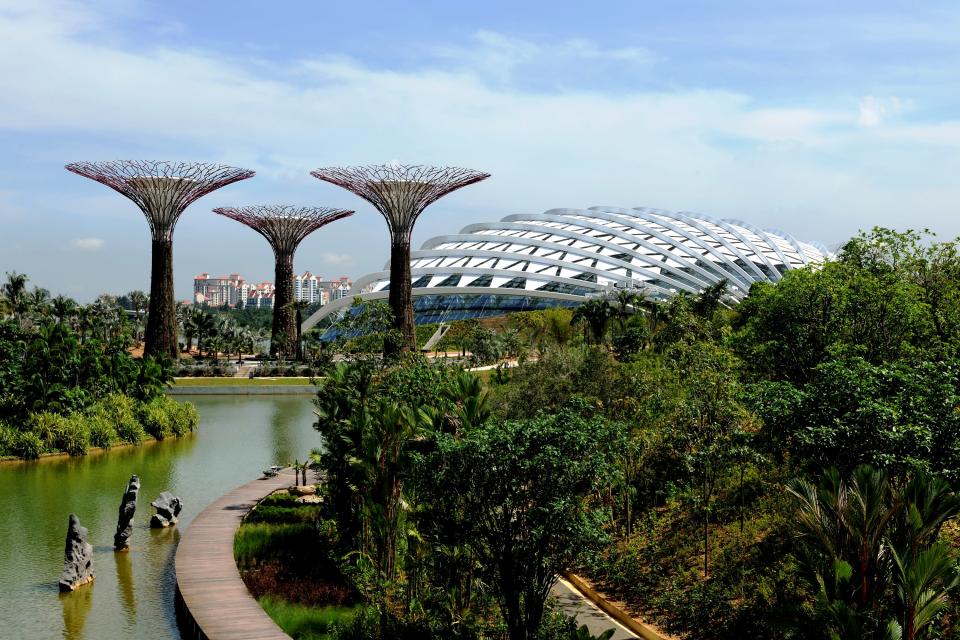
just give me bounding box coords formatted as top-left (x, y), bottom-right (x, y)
top-left (146, 239), bottom-right (178, 358)
top-left (272, 252), bottom-right (296, 357)
top-left (388, 237), bottom-right (415, 354)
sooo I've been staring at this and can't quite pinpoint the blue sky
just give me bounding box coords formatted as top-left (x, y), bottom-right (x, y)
top-left (1, 0), bottom-right (959, 301)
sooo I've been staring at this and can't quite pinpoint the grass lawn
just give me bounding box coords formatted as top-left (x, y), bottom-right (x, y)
top-left (173, 377), bottom-right (316, 386)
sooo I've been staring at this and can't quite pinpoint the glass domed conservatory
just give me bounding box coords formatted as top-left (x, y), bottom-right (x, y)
top-left (302, 205), bottom-right (829, 335)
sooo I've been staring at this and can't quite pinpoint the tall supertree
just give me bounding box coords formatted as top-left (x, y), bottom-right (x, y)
top-left (65, 161), bottom-right (254, 359)
top-left (213, 206), bottom-right (354, 357)
top-left (310, 165), bottom-right (489, 353)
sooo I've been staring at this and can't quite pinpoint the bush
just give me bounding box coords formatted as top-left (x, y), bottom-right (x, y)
top-left (52, 414), bottom-right (89, 456)
top-left (169, 401), bottom-right (199, 436)
top-left (91, 394), bottom-right (144, 445)
top-left (12, 431), bottom-right (44, 459)
top-left (139, 398), bottom-right (172, 440)
top-left (27, 411), bottom-right (61, 448)
top-left (87, 414), bottom-right (115, 449)
top-left (0, 423), bottom-right (16, 456)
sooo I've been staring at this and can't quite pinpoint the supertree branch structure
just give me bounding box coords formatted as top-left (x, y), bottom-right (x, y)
top-left (213, 206), bottom-right (354, 356)
top-left (66, 161), bottom-right (255, 358)
top-left (310, 164), bottom-right (489, 353)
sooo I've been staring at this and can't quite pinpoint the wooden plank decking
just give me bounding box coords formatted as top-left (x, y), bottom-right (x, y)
top-left (175, 469), bottom-right (295, 640)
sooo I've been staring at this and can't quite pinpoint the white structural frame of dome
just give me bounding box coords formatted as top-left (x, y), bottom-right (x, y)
top-left (302, 205), bottom-right (829, 333)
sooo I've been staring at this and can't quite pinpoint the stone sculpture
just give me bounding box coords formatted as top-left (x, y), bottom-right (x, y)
top-left (113, 474), bottom-right (140, 550)
top-left (59, 514), bottom-right (94, 592)
top-left (149, 491), bottom-right (183, 528)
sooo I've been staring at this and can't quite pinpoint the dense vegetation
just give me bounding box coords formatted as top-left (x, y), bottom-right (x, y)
top-left (0, 273), bottom-right (196, 458)
top-left (248, 227), bottom-right (960, 640)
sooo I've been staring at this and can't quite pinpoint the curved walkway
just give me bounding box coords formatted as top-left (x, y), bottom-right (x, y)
top-left (175, 469), bottom-right (295, 640)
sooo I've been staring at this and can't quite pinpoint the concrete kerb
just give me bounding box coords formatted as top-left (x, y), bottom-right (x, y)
top-left (562, 572), bottom-right (669, 640)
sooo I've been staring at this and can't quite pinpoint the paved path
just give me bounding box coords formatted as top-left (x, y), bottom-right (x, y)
top-left (175, 469), bottom-right (295, 640)
top-left (552, 577), bottom-right (638, 639)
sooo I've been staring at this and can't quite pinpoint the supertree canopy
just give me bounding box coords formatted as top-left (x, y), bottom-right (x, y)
top-left (310, 164), bottom-right (489, 353)
top-left (213, 205), bottom-right (354, 357)
top-left (66, 160), bottom-right (254, 358)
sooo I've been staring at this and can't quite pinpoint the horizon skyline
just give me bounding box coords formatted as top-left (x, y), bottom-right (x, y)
top-left (3, 1), bottom-right (960, 302)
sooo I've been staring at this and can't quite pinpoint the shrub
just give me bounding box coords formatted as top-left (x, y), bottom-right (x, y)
top-left (52, 414), bottom-right (89, 456)
top-left (12, 431), bottom-right (44, 459)
top-left (27, 411), bottom-right (61, 448)
top-left (87, 414), bottom-right (115, 449)
top-left (0, 423), bottom-right (16, 456)
top-left (139, 398), bottom-right (172, 440)
top-left (90, 394), bottom-right (143, 445)
top-left (169, 401), bottom-right (199, 436)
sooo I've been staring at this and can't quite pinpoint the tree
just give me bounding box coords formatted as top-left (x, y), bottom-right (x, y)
top-left (425, 408), bottom-right (616, 640)
top-left (287, 299), bottom-right (310, 361)
top-left (51, 295), bottom-right (77, 325)
top-left (788, 465), bottom-right (960, 640)
top-left (572, 298), bottom-right (612, 345)
top-left (194, 311), bottom-right (215, 358)
top-left (3, 272), bottom-right (30, 327)
top-left (612, 289), bottom-right (639, 331)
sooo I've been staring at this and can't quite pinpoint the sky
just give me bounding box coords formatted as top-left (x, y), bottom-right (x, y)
top-left (1, 0), bottom-right (959, 301)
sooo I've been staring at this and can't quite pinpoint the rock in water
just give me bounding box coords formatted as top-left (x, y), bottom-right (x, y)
top-left (113, 475), bottom-right (140, 550)
top-left (59, 514), bottom-right (94, 592)
top-left (149, 491), bottom-right (183, 528)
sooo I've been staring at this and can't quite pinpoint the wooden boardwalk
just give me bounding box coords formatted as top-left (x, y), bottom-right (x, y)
top-left (175, 469), bottom-right (295, 640)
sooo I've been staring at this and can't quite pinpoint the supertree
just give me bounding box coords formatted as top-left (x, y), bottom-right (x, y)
top-left (213, 206), bottom-right (354, 357)
top-left (65, 161), bottom-right (255, 359)
top-left (310, 164), bottom-right (489, 353)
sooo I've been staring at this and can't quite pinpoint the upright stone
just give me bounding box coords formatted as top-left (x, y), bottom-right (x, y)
top-left (59, 514), bottom-right (94, 592)
top-left (150, 491), bottom-right (183, 528)
top-left (113, 474), bottom-right (140, 550)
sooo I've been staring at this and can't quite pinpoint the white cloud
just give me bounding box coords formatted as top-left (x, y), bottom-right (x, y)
top-left (322, 252), bottom-right (353, 266)
top-left (858, 95), bottom-right (909, 127)
top-left (71, 237), bottom-right (104, 250)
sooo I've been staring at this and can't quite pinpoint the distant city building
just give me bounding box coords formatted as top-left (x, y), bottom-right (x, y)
top-left (322, 276), bottom-right (352, 303)
top-left (245, 282), bottom-right (276, 309)
top-left (294, 271), bottom-right (321, 304)
top-left (193, 272), bottom-right (351, 308)
top-left (193, 273), bottom-right (245, 307)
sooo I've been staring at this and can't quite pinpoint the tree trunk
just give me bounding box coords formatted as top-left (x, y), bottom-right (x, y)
top-left (271, 252), bottom-right (296, 357)
top-left (296, 308), bottom-right (304, 361)
top-left (387, 237), bottom-right (415, 355)
top-left (145, 239), bottom-right (178, 360)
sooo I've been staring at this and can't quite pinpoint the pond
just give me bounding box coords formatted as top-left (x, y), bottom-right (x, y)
top-left (0, 395), bottom-right (319, 640)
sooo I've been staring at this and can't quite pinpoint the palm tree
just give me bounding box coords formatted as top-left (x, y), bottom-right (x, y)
top-left (128, 290), bottom-right (148, 321)
top-left (51, 295), bottom-right (77, 325)
top-left (612, 289), bottom-right (639, 331)
top-left (353, 402), bottom-right (421, 581)
top-left (789, 466), bottom-right (960, 639)
top-left (286, 300), bottom-right (311, 361)
top-left (29, 287), bottom-right (51, 324)
top-left (571, 298), bottom-right (612, 345)
top-left (194, 311), bottom-right (216, 359)
top-left (3, 271), bottom-right (30, 327)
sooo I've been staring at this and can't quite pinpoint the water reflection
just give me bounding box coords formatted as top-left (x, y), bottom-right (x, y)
top-left (270, 398), bottom-right (313, 464)
top-left (115, 550), bottom-right (135, 623)
top-left (59, 585), bottom-right (93, 640)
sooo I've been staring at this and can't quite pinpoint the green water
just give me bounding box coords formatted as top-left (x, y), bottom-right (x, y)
top-left (0, 395), bottom-right (320, 640)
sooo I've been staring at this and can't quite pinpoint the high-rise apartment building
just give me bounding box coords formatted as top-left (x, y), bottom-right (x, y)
top-left (193, 273), bottom-right (245, 307)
